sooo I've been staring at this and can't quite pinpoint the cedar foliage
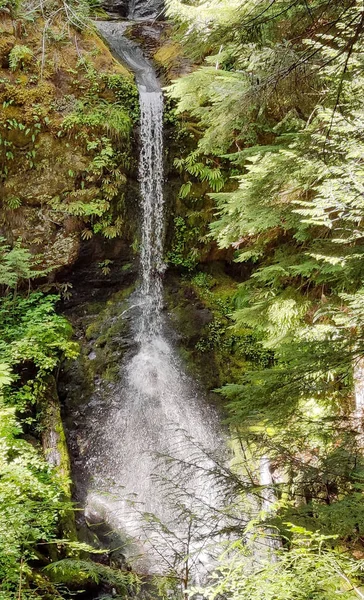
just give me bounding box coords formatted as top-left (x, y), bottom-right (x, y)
top-left (167, 0), bottom-right (364, 596)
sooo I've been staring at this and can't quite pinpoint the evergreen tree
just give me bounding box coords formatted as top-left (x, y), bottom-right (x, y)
top-left (167, 0), bottom-right (364, 596)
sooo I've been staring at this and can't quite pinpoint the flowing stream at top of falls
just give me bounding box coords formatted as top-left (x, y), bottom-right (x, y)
top-left (81, 21), bottom-right (226, 578)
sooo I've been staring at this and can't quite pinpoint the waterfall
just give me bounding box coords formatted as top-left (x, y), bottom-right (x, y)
top-left (138, 90), bottom-right (165, 339)
top-left (259, 456), bottom-right (275, 513)
top-left (82, 21), bottom-right (224, 578)
top-left (258, 456), bottom-right (281, 556)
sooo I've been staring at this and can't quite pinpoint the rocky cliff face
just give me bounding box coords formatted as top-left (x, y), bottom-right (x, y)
top-left (102, 0), bottom-right (164, 20)
top-left (0, 12), bottom-right (139, 277)
top-left (102, 0), bottom-right (128, 18)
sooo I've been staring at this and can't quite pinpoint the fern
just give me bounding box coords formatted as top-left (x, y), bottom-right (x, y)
top-left (62, 101), bottom-right (132, 140)
top-left (174, 151), bottom-right (225, 192)
top-left (45, 559), bottom-right (142, 591)
top-left (8, 45), bottom-right (33, 71)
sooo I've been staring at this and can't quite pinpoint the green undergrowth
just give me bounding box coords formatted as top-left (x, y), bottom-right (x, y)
top-left (0, 244), bottom-right (80, 597)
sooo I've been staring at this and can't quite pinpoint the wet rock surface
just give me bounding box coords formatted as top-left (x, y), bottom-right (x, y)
top-left (129, 0), bottom-right (164, 20)
top-left (58, 257), bottom-right (137, 503)
top-left (102, 0), bottom-right (164, 20)
top-left (102, 0), bottom-right (128, 18)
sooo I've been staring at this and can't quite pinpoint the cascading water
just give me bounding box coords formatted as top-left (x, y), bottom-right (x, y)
top-left (82, 21), bottom-right (225, 577)
top-left (137, 90), bottom-right (165, 340)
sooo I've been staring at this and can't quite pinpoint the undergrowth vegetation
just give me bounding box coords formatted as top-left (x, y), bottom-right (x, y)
top-left (0, 238), bottom-right (142, 598)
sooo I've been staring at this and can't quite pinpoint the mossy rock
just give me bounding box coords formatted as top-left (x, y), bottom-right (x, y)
top-left (1, 204), bottom-right (81, 272)
top-left (3, 134), bottom-right (88, 202)
top-left (39, 375), bottom-right (77, 542)
top-left (83, 285), bottom-right (136, 382)
top-left (153, 41), bottom-right (181, 70)
top-left (165, 268), bottom-right (254, 395)
top-left (61, 283), bottom-right (136, 423)
top-left (0, 12), bottom-right (137, 276)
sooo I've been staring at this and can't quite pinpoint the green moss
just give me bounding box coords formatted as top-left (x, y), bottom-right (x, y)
top-left (153, 42), bottom-right (181, 67)
top-left (165, 267), bottom-right (270, 396)
top-left (38, 376), bottom-right (77, 542)
top-left (71, 283), bottom-right (136, 388)
top-left (0, 12), bottom-right (138, 274)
